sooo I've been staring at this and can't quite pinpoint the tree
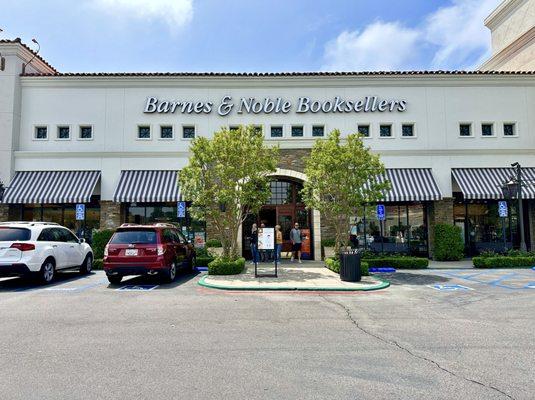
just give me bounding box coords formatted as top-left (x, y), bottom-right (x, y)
top-left (179, 125), bottom-right (279, 259)
top-left (302, 130), bottom-right (390, 255)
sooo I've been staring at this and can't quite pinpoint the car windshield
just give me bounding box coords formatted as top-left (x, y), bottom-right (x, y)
top-left (0, 228), bottom-right (31, 241)
top-left (110, 230), bottom-right (157, 245)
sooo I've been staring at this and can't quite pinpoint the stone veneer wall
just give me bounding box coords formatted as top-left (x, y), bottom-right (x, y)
top-left (0, 204), bottom-right (9, 222)
top-left (99, 201), bottom-right (122, 230)
top-left (278, 149), bottom-right (310, 173)
top-left (427, 198), bottom-right (454, 259)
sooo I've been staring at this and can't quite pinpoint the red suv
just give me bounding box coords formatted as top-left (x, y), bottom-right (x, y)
top-left (103, 223), bottom-right (195, 284)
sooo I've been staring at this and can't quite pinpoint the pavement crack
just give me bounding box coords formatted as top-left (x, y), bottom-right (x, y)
top-left (319, 295), bottom-right (515, 400)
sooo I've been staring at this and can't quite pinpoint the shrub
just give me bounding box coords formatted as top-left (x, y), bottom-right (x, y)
top-left (206, 239), bottom-right (223, 248)
top-left (363, 257), bottom-right (428, 269)
top-left (195, 247), bottom-right (211, 257)
top-left (208, 257), bottom-right (245, 275)
top-left (324, 257), bottom-right (369, 276)
top-left (473, 256), bottom-right (535, 268)
top-left (93, 259), bottom-right (103, 270)
top-left (433, 224), bottom-right (464, 261)
top-left (91, 230), bottom-right (115, 260)
top-left (196, 255), bottom-right (215, 267)
top-left (321, 238), bottom-right (336, 247)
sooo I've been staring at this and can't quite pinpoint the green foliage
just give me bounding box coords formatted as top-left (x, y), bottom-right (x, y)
top-left (473, 256), bottom-right (535, 268)
top-left (195, 247), bottom-right (211, 257)
top-left (196, 256), bottom-right (215, 267)
top-left (363, 257), bottom-right (428, 269)
top-left (321, 238), bottom-right (336, 247)
top-left (93, 259), bottom-right (103, 270)
top-left (179, 125), bottom-right (279, 259)
top-left (208, 257), bottom-right (246, 275)
top-left (92, 230), bottom-right (115, 260)
top-left (302, 130), bottom-right (389, 255)
top-left (433, 224), bottom-right (464, 261)
top-left (206, 239), bottom-right (223, 248)
top-left (324, 257), bottom-right (369, 276)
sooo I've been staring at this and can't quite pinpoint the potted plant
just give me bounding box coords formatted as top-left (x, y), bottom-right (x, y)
top-left (206, 239), bottom-right (224, 257)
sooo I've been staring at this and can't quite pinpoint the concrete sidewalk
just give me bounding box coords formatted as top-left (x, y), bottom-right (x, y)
top-left (427, 259), bottom-right (474, 269)
top-left (199, 261), bottom-right (389, 291)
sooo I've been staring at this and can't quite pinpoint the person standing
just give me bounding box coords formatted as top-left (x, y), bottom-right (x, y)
top-left (290, 222), bottom-right (303, 263)
top-left (259, 222), bottom-right (267, 262)
top-left (274, 225), bottom-right (283, 264)
top-left (250, 223), bottom-right (259, 264)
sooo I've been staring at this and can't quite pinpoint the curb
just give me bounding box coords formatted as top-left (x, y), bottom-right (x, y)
top-left (197, 275), bottom-right (390, 292)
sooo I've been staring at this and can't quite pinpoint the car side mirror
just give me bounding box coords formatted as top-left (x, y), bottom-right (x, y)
top-left (79, 238), bottom-right (85, 244)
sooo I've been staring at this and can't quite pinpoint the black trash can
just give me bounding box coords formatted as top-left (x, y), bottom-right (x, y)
top-left (339, 250), bottom-right (362, 282)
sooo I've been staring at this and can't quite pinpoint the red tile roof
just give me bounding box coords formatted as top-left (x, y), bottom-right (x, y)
top-left (0, 38), bottom-right (57, 73)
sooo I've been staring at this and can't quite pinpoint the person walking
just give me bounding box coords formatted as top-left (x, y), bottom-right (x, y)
top-left (290, 222), bottom-right (303, 263)
top-left (274, 225), bottom-right (283, 264)
top-left (250, 223), bottom-right (259, 264)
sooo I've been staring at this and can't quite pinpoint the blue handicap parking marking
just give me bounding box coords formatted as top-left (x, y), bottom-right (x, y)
top-left (117, 285), bottom-right (159, 291)
top-left (525, 282), bottom-right (535, 289)
top-left (429, 284), bottom-right (474, 291)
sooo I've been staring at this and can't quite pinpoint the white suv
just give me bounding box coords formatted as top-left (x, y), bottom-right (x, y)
top-left (0, 222), bottom-right (94, 284)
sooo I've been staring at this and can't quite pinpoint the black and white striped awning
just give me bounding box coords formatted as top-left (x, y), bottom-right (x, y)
top-left (371, 168), bottom-right (442, 202)
top-left (452, 167), bottom-right (535, 199)
top-left (2, 171), bottom-right (100, 204)
top-left (113, 170), bottom-right (181, 202)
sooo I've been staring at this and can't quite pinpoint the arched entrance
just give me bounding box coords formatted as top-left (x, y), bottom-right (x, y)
top-left (242, 177), bottom-right (314, 260)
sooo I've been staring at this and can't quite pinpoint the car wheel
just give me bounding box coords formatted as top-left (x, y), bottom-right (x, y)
top-left (162, 262), bottom-right (177, 283)
top-left (79, 255), bottom-right (93, 274)
top-left (38, 259), bottom-right (55, 284)
top-left (107, 275), bottom-right (122, 285)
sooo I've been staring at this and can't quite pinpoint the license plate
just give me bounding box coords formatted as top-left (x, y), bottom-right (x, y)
top-left (125, 249), bottom-right (138, 256)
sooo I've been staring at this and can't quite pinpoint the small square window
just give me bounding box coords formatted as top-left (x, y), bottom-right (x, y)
top-left (229, 125), bottom-right (240, 132)
top-left (183, 126), bottom-right (195, 139)
top-left (402, 124), bottom-right (414, 137)
top-left (312, 126), bottom-right (324, 137)
top-left (504, 123), bottom-right (516, 136)
top-left (160, 126), bottom-right (173, 139)
top-left (481, 123), bottom-right (493, 136)
top-left (379, 124), bottom-right (392, 137)
top-left (80, 126), bottom-right (93, 139)
top-left (35, 126), bottom-right (48, 140)
top-left (291, 126), bottom-right (304, 137)
top-left (57, 126), bottom-right (70, 139)
top-left (358, 125), bottom-right (370, 137)
top-left (459, 123), bottom-right (472, 137)
top-left (138, 126), bottom-right (151, 139)
top-left (253, 125), bottom-right (263, 135)
top-left (271, 126), bottom-right (283, 138)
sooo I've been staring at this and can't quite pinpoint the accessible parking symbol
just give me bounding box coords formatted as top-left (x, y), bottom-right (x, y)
top-left (429, 284), bottom-right (473, 291)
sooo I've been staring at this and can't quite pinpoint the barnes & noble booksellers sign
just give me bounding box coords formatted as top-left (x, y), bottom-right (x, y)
top-left (144, 96), bottom-right (407, 116)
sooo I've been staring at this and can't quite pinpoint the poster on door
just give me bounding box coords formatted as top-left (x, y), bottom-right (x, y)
top-left (301, 228), bottom-right (311, 259)
top-left (194, 232), bottom-right (206, 248)
top-left (258, 228), bottom-right (275, 250)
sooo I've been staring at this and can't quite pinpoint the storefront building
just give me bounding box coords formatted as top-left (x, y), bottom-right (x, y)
top-left (1, 1), bottom-right (534, 260)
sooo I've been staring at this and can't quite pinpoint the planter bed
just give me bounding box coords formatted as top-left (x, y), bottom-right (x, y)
top-left (473, 256), bottom-right (535, 269)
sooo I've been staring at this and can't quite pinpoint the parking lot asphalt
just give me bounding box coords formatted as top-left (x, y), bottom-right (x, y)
top-left (0, 268), bottom-right (533, 400)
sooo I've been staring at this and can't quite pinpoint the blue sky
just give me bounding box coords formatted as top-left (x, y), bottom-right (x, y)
top-left (1, 0), bottom-right (501, 72)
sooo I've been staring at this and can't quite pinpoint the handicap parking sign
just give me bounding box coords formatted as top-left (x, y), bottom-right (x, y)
top-left (376, 204), bottom-right (385, 221)
top-left (498, 201), bottom-right (508, 218)
top-left (177, 201), bottom-right (186, 218)
top-left (429, 284), bottom-right (473, 291)
top-left (75, 204), bottom-right (85, 221)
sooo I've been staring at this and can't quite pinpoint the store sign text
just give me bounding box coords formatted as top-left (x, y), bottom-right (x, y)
top-left (143, 96), bottom-right (407, 116)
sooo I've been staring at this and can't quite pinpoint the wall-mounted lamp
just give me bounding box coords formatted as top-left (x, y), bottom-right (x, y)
top-left (21, 38), bottom-right (40, 74)
top-left (0, 29), bottom-right (4, 71)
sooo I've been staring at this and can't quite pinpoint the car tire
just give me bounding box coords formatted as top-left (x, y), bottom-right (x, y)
top-left (37, 258), bottom-right (55, 284)
top-left (162, 262), bottom-right (177, 283)
top-left (107, 275), bottom-right (122, 285)
top-left (79, 254), bottom-right (93, 275)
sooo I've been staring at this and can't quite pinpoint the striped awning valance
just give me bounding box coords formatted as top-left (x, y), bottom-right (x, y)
top-left (371, 168), bottom-right (442, 202)
top-left (452, 167), bottom-right (535, 199)
top-left (113, 170), bottom-right (181, 202)
top-left (2, 171), bottom-right (101, 204)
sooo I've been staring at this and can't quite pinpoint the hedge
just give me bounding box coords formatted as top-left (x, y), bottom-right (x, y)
top-left (325, 258), bottom-right (369, 276)
top-left (473, 256), bottom-right (535, 268)
top-left (208, 257), bottom-right (245, 275)
top-left (433, 224), bottom-right (464, 261)
top-left (92, 230), bottom-right (115, 260)
top-left (196, 256), bottom-right (215, 267)
top-left (363, 257), bottom-right (428, 269)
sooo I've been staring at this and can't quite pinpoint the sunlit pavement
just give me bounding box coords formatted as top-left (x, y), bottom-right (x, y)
top-left (0, 267), bottom-right (533, 399)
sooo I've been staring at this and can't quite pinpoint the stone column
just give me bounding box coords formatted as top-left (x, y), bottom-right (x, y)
top-left (428, 198), bottom-right (454, 259)
top-left (0, 204), bottom-right (9, 222)
top-left (99, 201), bottom-right (121, 230)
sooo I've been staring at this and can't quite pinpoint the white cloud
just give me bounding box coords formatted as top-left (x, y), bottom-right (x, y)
top-left (322, 0), bottom-right (501, 71)
top-left (91, 0), bottom-right (193, 29)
